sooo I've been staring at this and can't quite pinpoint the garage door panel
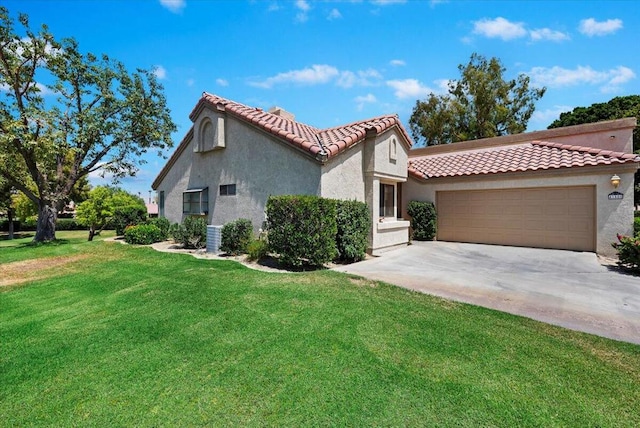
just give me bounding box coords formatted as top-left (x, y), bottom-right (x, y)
top-left (437, 186), bottom-right (595, 252)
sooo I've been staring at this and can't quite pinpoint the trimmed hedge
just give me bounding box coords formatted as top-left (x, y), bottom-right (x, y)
top-left (266, 195), bottom-right (338, 267)
top-left (113, 206), bottom-right (147, 236)
top-left (220, 218), bottom-right (253, 255)
top-left (335, 200), bottom-right (370, 262)
top-left (1, 218), bottom-right (86, 231)
top-left (407, 200), bottom-right (437, 241)
top-left (124, 224), bottom-right (163, 245)
top-left (147, 217), bottom-right (171, 241)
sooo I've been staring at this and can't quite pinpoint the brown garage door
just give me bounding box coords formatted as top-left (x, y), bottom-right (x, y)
top-left (436, 186), bottom-right (595, 251)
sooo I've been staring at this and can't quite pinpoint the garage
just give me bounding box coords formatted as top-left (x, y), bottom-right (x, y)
top-left (436, 186), bottom-right (596, 252)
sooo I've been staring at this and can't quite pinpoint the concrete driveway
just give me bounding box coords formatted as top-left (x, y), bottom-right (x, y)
top-left (334, 242), bottom-right (640, 345)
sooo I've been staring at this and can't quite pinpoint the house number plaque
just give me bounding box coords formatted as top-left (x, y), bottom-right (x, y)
top-left (608, 191), bottom-right (624, 200)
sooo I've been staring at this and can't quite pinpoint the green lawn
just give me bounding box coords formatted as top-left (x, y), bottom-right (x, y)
top-left (1, 232), bottom-right (639, 426)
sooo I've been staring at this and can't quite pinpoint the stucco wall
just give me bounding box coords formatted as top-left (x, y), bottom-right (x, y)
top-left (320, 144), bottom-right (366, 201)
top-left (402, 166), bottom-right (636, 256)
top-left (156, 109), bottom-right (322, 231)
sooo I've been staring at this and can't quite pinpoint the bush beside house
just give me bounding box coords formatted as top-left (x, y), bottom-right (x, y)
top-left (335, 200), bottom-right (370, 262)
top-left (407, 201), bottom-right (437, 241)
top-left (170, 216), bottom-right (207, 249)
top-left (265, 196), bottom-right (370, 267)
top-left (266, 195), bottom-right (338, 268)
top-left (220, 218), bottom-right (253, 255)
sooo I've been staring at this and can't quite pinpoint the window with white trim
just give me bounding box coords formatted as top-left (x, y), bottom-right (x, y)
top-left (379, 183), bottom-right (395, 218)
top-left (183, 188), bottom-right (208, 215)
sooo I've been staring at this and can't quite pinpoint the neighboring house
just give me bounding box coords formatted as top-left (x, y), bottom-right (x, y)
top-left (145, 203), bottom-right (158, 218)
top-left (153, 93), bottom-right (638, 257)
top-left (152, 93), bottom-right (412, 255)
top-left (404, 118), bottom-right (638, 256)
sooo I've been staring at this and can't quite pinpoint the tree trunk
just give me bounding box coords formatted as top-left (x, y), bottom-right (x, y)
top-left (34, 204), bottom-right (57, 242)
top-left (88, 226), bottom-right (95, 241)
top-left (7, 207), bottom-right (14, 240)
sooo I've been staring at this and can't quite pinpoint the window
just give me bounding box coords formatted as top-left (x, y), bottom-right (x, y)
top-left (159, 191), bottom-right (165, 217)
top-left (183, 188), bottom-right (208, 214)
top-left (219, 184), bottom-right (236, 196)
top-left (379, 183), bottom-right (395, 218)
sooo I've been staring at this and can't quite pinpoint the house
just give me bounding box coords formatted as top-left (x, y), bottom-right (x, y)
top-left (403, 118), bottom-right (638, 256)
top-left (153, 93), bottom-right (638, 257)
top-left (152, 93), bottom-right (412, 255)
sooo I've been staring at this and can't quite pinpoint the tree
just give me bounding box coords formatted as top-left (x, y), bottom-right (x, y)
top-left (548, 95), bottom-right (640, 203)
top-left (409, 53), bottom-right (546, 146)
top-left (76, 187), bottom-right (146, 241)
top-left (0, 8), bottom-right (175, 242)
top-left (75, 186), bottom-right (115, 241)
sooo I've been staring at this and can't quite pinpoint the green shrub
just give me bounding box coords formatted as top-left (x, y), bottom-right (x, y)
top-left (0, 220), bottom-right (20, 232)
top-left (20, 216), bottom-right (38, 231)
top-left (634, 211), bottom-right (640, 218)
top-left (170, 216), bottom-right (207, 249)
top-left (147, 217), bottom-right (171, 241)
top-left (247, 239), bottom-right (268, 261)
top-left (113, 206), bottom-right (147, 235)
top-left (612, 234), bottom-right (640, 272)
top-left (335, 200), bottom-right (370, 262)
top-left (634, 217), bottom-right (640, 237)
top-left (266, 195), bottom-right (337, 267)
top-left (407, 200), bottom-right (437, 241)
top-left (220, 218), bottom-right (253, 255)
top-left (124, 224), bottom-right (163, 245)
top-left (56, 218), bottom-right (86, 231)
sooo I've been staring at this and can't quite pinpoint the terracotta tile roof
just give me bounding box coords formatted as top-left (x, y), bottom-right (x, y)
top-left (408, 140), bottom-right (640, 180)
top-left (195, 93), bottom-right (412, 160)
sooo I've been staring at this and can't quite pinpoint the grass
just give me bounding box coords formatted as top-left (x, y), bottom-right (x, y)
top-left (1, 232), bottom-right (639, 426)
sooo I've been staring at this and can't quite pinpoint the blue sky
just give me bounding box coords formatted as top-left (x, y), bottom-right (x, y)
top-left (5, 0), bottom-right (639, 200)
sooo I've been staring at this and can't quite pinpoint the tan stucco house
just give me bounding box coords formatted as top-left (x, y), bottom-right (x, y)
top-left (153, 93), bottom-right (638, 257)
top-left (152, 93), bottom-right (412, 255)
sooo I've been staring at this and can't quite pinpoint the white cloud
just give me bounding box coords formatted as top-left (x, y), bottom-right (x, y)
top-left (579, 18), bottom-right (623, 37)
top-left (267, 2), bottom-right (280, 12)
top-left (327, 8), bottom-right (342, 20)
top-left (528, 65), bottom-right (635, 93)
top-left (216, 78), bottom-right (229, 87)
top-left (186, 78), bottom-right (195, 87)
top-left (371, 0), bottom-right (407, 5)
top-left (337, 69), bottom-right (382, 88)
top-left (153, 65), bottom-right (167, 80)
top-left (159, 0), bottom-right (185, 14)
top-left (390, 59), bottom-right (406, 67)
top-left (295, 0), bottom-right (310, 22)
top-left (386, 79), bottom-right (434, 99)
top-left (354, 93), bottom-right (377, 111)
top-left (35, 82), bottom-right (54, 96)
top-left (530, 28), bottom-right (570, 42)
top-left (473, 17), bottom-right (527, 40)
top-left (249, 65), bottom-right (340, 88)
top-left (531, 105), bottom-right (573, 125)
top-left (250, 65), bottom-right (382, 89)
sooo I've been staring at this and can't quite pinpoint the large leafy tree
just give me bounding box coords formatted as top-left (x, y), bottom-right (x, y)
top-left (548, 95), bottom-right (640, 203)
top-left (409, 53), bottom-right (546, 146)
top-left (0, 8), bottom-right (175, 242)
